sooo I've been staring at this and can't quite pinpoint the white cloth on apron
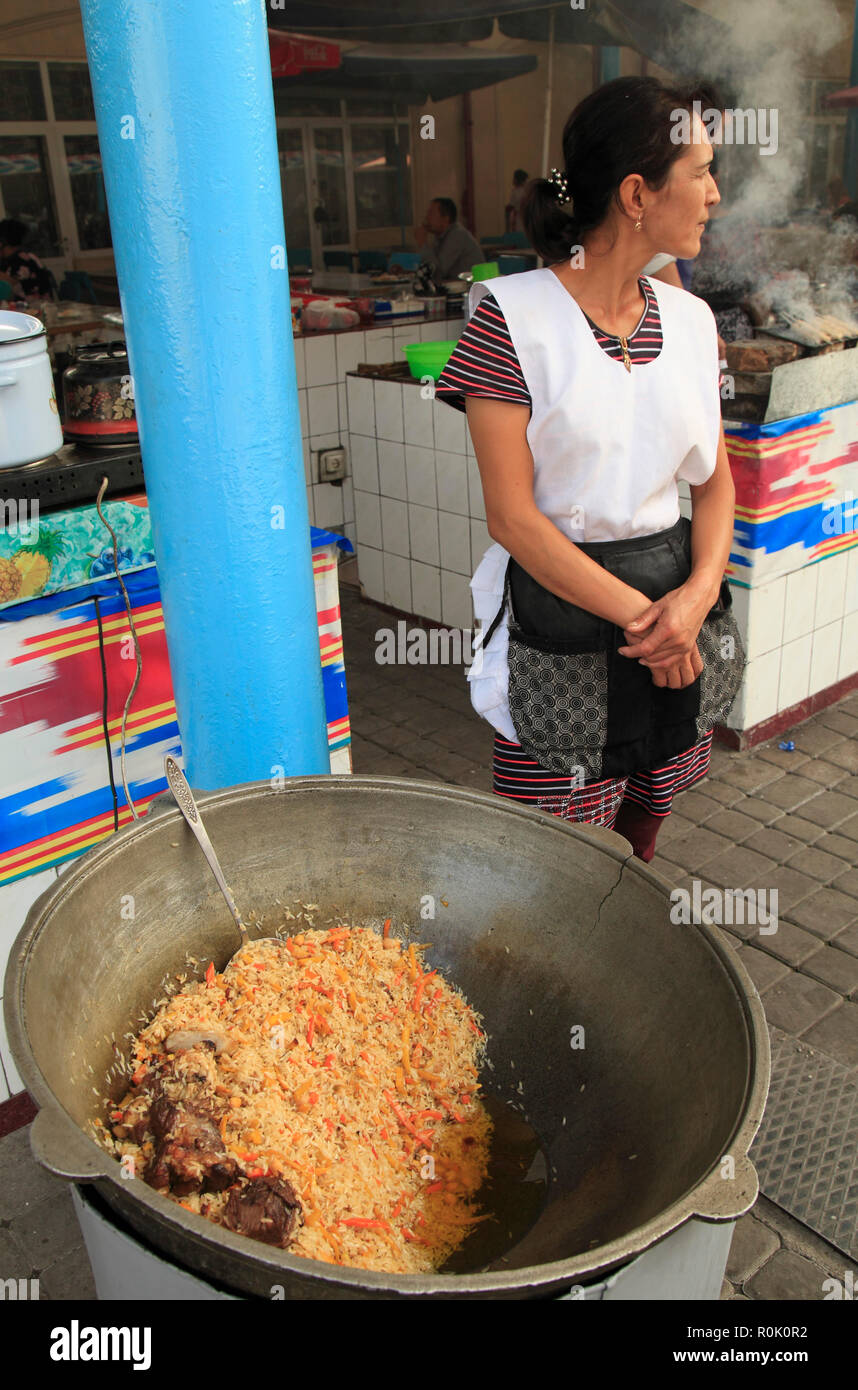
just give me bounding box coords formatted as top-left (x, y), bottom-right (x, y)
top-left (466, 268), bottom-right (721, 739)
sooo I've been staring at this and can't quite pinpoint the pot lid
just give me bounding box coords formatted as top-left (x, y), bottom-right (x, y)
top-left (0, 310), bottom-right (46, 347)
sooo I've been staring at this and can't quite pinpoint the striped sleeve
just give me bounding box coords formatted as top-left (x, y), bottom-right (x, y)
top-left (435, 293), bottom-right (531, 414)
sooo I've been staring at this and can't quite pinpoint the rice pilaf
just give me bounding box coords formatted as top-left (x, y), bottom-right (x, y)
top-left (105, 921), bottom-right (492, 1273)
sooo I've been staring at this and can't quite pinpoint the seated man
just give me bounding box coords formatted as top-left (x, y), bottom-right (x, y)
top-left (415, 197), bottom-right (483, 282)
top-left (0, 218), bottom-right (54, 298)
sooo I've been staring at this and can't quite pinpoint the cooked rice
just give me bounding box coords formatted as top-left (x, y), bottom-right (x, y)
top-left (103, 922), bottom-right (492, 1273)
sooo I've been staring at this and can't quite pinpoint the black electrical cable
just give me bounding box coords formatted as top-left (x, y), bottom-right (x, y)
top-left (93, 595), bottom-right (120, 832)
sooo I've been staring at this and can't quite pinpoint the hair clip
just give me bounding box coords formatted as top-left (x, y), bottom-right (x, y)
top-left (548, 167), bottom-right (572, 207)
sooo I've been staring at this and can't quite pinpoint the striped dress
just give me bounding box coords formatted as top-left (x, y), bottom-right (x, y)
top-left (435, 279), bottom-right (713, 827)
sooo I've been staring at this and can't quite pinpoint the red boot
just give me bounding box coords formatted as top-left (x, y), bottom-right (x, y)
top-left (611, 798), bottom-right (665, 863)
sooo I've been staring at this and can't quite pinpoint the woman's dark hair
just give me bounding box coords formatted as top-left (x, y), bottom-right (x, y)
top-left (0, 218), bottom-right (28, 248)
top-left (522, 76), bottom-right (722, 264)
top-left (512, 168), bottom-right (528, 185)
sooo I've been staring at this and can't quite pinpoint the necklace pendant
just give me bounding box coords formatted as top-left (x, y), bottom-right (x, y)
top-left (620, 336), bottom-right (631, 373)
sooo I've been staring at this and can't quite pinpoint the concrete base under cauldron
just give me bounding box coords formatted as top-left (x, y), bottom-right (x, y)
top-left (73, 1186), bottom-right (735, 1301)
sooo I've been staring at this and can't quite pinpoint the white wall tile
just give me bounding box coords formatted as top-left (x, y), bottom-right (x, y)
top-left (293, 336), bottom-right (306, 389)
top-left (308, 384), bottom-right (339, 437)
top-left (435, 450), bottom-right (469, 515)
top-left (784, 564), bottom-right (819, 641)
top-left (725, 648), bottom-right (781, 730)
top-left (730, 577), bottom-right (784, 661)
top-left (313, 482), bottom-right (344, 530)
top-left (778, 632), bottom-right (812, 711)
top-left (338, 382), bottom-right (347, 432)
top-left (381, 497), bottom-right (410, 557)
top-left (305, 482), bottom-right (315, 525)
top-left (363, 330), bottom-right (395, 365)
top-left (813, 553), bottom-right (848, 626)
top-left (378, 440), bottom-right (407, 500)
top-left (335, 331), bottom-right (366, 379)
top-left (433, 399), bottom-right (467, 455)
top-left (298, 387), bottom-right (309, 438)
top-left (411, 561), bottom-right (443, 623)
top-left (354, 489), bottom-right (383, 549)
top-left (394, 324), bottom-right (416, 345)
top-left (347, 377), bottom-right (375, 436)
top-left (446, 317), bottom-right (465, 339)
top-left (441, 570), bottom-right (474, 630)
top-left (403, 385), bottom-right (435, 448)
top-left (383, 551), bottom-right (412, 611)
top-left (0, 998), bottom-right (24, 1096)
top-left (405, 445), bottom-right (437, 508)
top-left (343, 521), bottom-right (357, 550)
top-left (844, 547), bottom-right (858, 615)
top-left (374, 381), bottom-right (405, 442)
top-left (808, 619), bottom-right (842, 697)
top-left (678, 495), bottom-right (693, 521)
top-left (422, 320), bottom-right (448, 342)
top-left (302, 438), bottom-right (312, 485)
top-left (350, 434), bottom-right (379, 493)
top-left (467, 456), bottom-right (486, 520)
top-left (465, 422), bottom-right (476, 459)
top-left (839, 610), bottom-right (858, 681)
top-left (304, 333), bottom-right (338, 387)
top-left (358, 544), bottom-right (384, 604)
top-left (470, 518), bottom-right (492, 566)
top-left (409, 503), bottom-right (440, 566)
top-left (439, 511), bottom-right (471, 575)
top-left (341, 476), bottom-right (355, 527)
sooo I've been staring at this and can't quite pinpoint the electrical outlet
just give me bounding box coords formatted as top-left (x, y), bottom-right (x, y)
top-left (318, 446), bottom-right (346, 483)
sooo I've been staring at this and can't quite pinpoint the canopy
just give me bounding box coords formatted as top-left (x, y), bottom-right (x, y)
top-left (273, 44), bottom-right (537, 104)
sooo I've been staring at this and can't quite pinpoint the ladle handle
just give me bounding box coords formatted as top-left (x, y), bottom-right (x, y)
top-left (163, 755), bottom-right (250, 949)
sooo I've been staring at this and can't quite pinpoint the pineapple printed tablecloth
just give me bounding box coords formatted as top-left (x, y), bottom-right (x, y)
top-left (0, 493), bottom-right (155, 609)
top-left (0, 521), bottom-right (353, 886)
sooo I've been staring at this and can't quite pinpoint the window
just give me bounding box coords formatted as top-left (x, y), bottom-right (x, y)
top-left (0, 62), bottom-right (45, 122)
top-left (352, 124), bottom-right (412, 230)
top-left (64, 135), bottom-right (111, 249)
top-left (0, 135), bottom-right (60, 255)
top-left (0, 61), bottom-right (112, 259)
top-left (48, 62), bottom-right (96, 121)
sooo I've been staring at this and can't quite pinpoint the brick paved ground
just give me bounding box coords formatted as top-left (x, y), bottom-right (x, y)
top-left (2, 580), bottom-right (855, 1300)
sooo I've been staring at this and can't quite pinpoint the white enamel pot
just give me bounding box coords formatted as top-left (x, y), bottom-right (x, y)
top-left (0, 311), bottom-right (64, 468)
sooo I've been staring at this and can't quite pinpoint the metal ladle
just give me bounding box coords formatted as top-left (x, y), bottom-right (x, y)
top-left (164, 755), bottom-right (251, 950)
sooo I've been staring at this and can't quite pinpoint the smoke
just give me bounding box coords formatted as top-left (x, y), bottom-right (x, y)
top-left (668, 0), bottom-right (853, 297)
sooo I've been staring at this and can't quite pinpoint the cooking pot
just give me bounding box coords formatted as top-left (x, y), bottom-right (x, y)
top-left (62, 341), bottom-right (137, 446)
top-left (4, 776), bottom-right (769, 1300)
top-left (0, 311), bottom-right (64, 468)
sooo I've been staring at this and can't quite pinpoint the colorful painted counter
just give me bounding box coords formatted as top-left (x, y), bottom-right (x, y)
top-left (0, 505), bottom-right (352, 888)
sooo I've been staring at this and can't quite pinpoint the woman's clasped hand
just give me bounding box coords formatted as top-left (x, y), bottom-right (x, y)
top-left (618, 584), bottom-right (715, 689)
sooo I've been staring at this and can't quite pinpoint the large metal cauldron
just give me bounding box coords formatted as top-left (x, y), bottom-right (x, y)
top-left (5, 777), bottom-right (769, 1300)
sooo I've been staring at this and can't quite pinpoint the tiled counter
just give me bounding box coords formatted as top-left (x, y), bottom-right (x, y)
top-left (346, 372), bottom-right (487, 630)
top-left (348, 374), bottom-right (858, 746)
top-left (295, 315), bottom-right (463, 543)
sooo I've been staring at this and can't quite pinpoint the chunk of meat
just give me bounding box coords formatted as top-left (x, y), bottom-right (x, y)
top-left (144, 1095), bottom-right (239, 1197)
top-left (164, 1029), bottom-right (232, 1056)
top-left (222, 1176), bottom-right (303, 1248)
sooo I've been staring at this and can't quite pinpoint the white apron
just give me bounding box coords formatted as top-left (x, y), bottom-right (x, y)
top-left (467, 268), bottom-right (721, 739)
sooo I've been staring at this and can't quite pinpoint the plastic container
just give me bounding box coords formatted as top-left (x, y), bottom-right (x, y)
top-left (402, 340), bottom-right (457, 381)
top-left (471, 262), bottom-right (499, 282)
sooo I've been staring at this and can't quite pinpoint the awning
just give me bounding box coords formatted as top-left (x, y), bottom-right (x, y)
top-left (273, 45), bottom-right (537, 104)
top-left (267, 0), bottom-right (733, 73)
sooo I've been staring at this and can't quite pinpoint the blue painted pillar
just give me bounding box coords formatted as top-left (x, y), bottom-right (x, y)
top-left (78, 0), bottom-right (329, 788)
top-left (846, 0), bottom-right (858, 199)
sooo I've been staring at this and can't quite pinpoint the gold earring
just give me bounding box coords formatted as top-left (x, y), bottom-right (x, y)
top-left (634, 215), bottom-right (643, 231)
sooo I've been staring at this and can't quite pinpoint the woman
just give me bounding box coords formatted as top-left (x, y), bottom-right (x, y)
top-left (435, 77), bottom-right (742, 862)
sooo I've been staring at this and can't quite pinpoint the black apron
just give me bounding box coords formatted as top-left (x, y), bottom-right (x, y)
top-left (483, 517), bottom-right (744, 781)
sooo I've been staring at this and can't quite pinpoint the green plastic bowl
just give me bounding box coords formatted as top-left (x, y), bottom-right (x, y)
top-left (471, 261), bottom-right (499, 281)
top-left (402, 339), bottom-right (457, 382)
